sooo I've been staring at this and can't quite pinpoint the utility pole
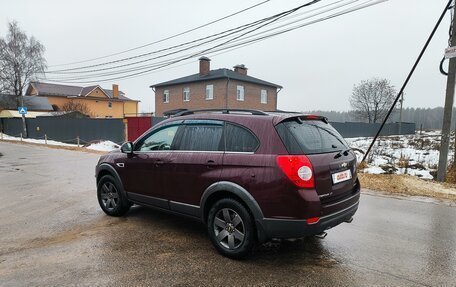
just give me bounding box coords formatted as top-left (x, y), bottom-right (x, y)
top-left (398, 92), bottom-right (404, 135)
top-left (20, 94), bottom-right (27, 138)
top-left (437, 2), bottom-right (456, 182)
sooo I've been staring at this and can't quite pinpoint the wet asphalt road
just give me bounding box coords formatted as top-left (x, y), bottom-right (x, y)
top-left (0, 141), bottom-right (455, 287)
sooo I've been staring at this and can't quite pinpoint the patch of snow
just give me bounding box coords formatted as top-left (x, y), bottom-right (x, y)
top-left (395, 168), bottom-right (434, 180)
top-left (371, 156), bottom-right (389, 165)
top-left (346, 131), bottom-right (453, 180)
top-left (86, 141), bottom-right (120, 152)
top-left (363, 166), bottom-right (385, 174)
top-left (1, 133), bottom-right (119, 152)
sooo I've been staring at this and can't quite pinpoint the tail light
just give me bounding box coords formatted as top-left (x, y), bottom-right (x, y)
top-left (276, 155), bottom-right (314, 188)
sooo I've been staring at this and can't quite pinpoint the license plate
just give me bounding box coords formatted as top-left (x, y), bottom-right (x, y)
top-left (332, 169), bottom-right (352, 184)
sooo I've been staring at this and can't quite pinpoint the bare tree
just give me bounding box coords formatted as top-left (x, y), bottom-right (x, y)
top-left (0, 21), bottom-right (47, 136)
top-left (0, 21), bottom-right (46, 100)
top-left (61, 101), bottom-right (92, 117)
top-left (349, 78), bottom-right (397, 123)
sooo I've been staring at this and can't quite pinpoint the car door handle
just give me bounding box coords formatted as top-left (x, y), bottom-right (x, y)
top-left (207, 160), bottom-right (217, 168)
top-left (155, 160), bottom-right (164, 167)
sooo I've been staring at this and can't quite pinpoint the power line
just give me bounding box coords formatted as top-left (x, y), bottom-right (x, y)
top-left (46, 16), bottom-right (276, 74)
top-left (48, 0), bottom-right (271, 67)
top-left (45, 0), bottom-right (361, 80)
top-left (46, 0), bottom-right (352, 74)
top-left (44, 0), bottom-right (383, 83)
top-left (44, 0), bottom-right (363, 80)
top-left (46, 1), bottom-right (315, 74)
top-left (44, 0), bottom-right (385, 84)
top-left (362, 0), bottom-right (453, 163)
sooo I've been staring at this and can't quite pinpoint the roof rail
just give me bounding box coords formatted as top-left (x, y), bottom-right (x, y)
top-left (173, 108), bottom-right (268, 117)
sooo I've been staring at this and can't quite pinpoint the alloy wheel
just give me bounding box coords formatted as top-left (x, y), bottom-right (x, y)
top-left (213, 208), bottom-right (245, 250)
top-left (100, 182), bottom-right (120, 211)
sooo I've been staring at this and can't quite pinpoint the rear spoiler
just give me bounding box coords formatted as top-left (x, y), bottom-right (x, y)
top-left (274, 114), bottom-right (329, 125)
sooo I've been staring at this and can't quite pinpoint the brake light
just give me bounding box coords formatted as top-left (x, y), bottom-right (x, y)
top-left (276, 155), bottom-right (314, 188)
top-left (304, 115), bottom-right (320, 120)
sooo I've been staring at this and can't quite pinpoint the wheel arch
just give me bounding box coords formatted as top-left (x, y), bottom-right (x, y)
top-left (96, 163), bottom-right (127, 197)
top-left (200, 181), bottom-right (267, 243)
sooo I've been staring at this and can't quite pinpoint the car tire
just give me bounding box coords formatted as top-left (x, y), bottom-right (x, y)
top-left (207, 198), bottom-right (256, 259)
top-left (97, 175), bottom-right (130, 217)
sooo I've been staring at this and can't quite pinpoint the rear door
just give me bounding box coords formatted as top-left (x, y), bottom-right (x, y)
top-left (165, 120), bottom-right (224, 213)
top-left (276, 119), bottom-right (357, 202)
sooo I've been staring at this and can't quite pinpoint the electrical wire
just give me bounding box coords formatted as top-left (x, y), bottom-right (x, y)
top-left (48, 0), bottom-right (271, 67)
top-left (45, 0), bottom-right (359, 79)
top-left (362, 0), bottom-right (454, 162)
top-left (440, 1), bottom-right (454, 76)
top-left (46, 1), bottom-right (301, 73)
top-left (43, 0), bottom-right (385, 83)
top-left (44, 0), bottom-right (380, 82)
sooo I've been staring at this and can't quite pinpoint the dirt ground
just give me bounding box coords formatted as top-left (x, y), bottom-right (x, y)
top-left (358, 173), bottom-right (456, 201)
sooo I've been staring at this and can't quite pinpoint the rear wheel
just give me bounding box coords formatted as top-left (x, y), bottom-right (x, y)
top-left (207, 198), bottom-right (256, 259)
top-left (97, 175), bottom-right (130, 216)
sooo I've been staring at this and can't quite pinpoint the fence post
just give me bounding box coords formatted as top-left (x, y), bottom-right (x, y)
top-left (45, 134), bottom-right (48, 145)
top-left (20, 133), bottom-right (23, 142)
top-left (77, 136), bottom-right (80, 147)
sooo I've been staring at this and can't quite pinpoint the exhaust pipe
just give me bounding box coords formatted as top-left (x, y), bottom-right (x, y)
top-left (345, 217), bottom-right (353, 223)
top-left (315, 232), bottom-right (327, 239)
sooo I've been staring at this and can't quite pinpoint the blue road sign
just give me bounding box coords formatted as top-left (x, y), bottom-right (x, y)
top-left (18, 107), bottom-right (28, 115)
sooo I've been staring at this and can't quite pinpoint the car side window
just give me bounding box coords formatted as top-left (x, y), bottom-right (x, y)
top-left (136, 125), bottom-right (179, 151)
top-left (177, 124), bottom-right (223, 151)
top-left (225, 123), bottom-right (259, 152)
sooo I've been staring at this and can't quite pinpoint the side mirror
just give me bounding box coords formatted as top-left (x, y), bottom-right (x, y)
top-left (120, 142), bottom-right (134, 154)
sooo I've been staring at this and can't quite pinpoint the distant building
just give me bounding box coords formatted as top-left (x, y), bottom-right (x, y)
top-left (150, 57), bottom-right (282, 116)
top-left (0, 94), bottom-right (53, 118)
top-left (25, 82), bottom-right (139, 118)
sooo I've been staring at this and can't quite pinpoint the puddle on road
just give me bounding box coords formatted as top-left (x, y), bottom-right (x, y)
top-left (251, 238), bottom-right (339, 268)
top-left (0, 217), bottom-right (132, 257)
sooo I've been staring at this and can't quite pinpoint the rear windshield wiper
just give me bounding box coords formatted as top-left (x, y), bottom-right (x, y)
top-left (334, 148), bottom-right (351, 159)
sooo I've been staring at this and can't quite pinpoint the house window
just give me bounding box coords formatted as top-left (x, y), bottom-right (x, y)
top-left (163, 90), bottom-right (169, 103)
top-left (237, 85), bottom-right (244, 101)
top-left (206, 84), bottom-right (214, 100)
top-left (261, 89), bottom-right (268, 104)
top-left (108, 101), bottom-right (112, 108)
top-left (183, 87), bottom-right (190, 102)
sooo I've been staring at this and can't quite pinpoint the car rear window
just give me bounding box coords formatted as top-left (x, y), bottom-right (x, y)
top-left (276, 119), bottom-right (348, 155)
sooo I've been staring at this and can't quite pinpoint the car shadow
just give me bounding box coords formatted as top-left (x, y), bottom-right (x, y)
top-left (124, 205), bottom-right (337, 266)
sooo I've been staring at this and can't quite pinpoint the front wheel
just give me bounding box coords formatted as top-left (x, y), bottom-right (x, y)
top-left (207, 198), bottom-right (256, 259)
top-left (97, 175), bottom-right (130, 216)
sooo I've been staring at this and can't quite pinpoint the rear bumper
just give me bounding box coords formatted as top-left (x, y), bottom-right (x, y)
top-left (259, 200), bottom-right (359, 239)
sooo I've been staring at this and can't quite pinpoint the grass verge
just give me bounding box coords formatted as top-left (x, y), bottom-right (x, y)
top-left (359, 173), bottom-right (456, 201)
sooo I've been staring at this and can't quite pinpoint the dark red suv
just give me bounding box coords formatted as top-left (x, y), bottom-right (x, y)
top-left (95, 109), bottom-right (360, 258)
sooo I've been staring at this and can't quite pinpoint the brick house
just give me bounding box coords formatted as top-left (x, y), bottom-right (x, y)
top-left (151, 57), bottom-right (282, 116)
top-left (25, 82), bottom-right (139, 118)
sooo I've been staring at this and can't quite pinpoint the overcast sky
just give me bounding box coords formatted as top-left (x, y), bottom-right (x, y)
top-left (0, 0), bottom-right (452, 113)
